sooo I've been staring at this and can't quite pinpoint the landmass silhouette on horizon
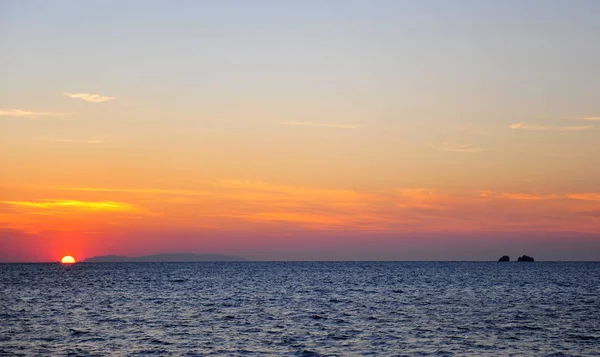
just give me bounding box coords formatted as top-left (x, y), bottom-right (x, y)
top-left (497, 255), bottom-right (535, 262)
top-left (83, 252), bottom-right (248, 263)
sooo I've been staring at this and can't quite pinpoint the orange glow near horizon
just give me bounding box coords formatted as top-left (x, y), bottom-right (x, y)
top-left (1, 2), bottom-right (599, 262)
top-left (61, 255), bottom-right (76, 264)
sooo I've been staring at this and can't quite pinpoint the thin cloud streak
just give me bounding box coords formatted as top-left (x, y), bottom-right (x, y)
top-left (478, 190), bottom-right (600, 201)
top-left (39, 138), bottom-right (104, 144)
top-left (279, 121), bottom-right (362, 129)
top-left (1, 200), bottom-right (134, 212)
top-left (0, 109), bottom-right (74, 117)
top-left (564, 116), bottom-right (600, 121)
top-left (55, 139), bottom-right (104, 144)
top-left (509, 122), bottom-right (593, 132)
top-left (567, 193), bottom-right (600, 201)
top-left (55, 187), bottom-right (214, 196)
top-left (63, 92), bottom-right (115, 103)
top-left (9, 182), bottom-right (599, 234)
top-left (432, 142), bottom-right (483, 153)
top-left (455, 126), bottom-right (491, 136)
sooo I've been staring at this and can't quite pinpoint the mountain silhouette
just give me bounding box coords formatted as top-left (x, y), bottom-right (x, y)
top-left (83, 252), bottom-right (247, 262)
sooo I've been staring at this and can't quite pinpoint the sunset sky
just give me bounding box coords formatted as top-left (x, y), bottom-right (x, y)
top-left (1, 0), bottom-right (599, 262)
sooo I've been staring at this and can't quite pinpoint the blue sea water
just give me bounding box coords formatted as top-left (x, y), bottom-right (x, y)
top-left (1, 262), bottom-right (599, 356)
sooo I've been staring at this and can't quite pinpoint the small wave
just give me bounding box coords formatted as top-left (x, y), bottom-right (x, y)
top-left (130, 348), bottom-right (169, 355)
top-left (569, 334), bottom-right (599, 341)
top-left (0, 349), bottom-right (25, 357)
top-left (149, 338), bottom-right (173, 345)
top-left (69, 328), bottom-right (91, 336)
top-left (3, 261), bottom-right (599, 356)
top-left (522, 325), bottom-right (543, 330)
top-left (328, 331), bottom-right (351, 340)
top-left (435, 351), bottom-right (455, 356)
top-left (297, 349), bottom-right (323, 357)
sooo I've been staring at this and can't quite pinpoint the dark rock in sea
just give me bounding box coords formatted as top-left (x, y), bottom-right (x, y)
top-left (517, 255), bottom-right (535, 262)
top-left (498, 255), bottom-right (510, 262)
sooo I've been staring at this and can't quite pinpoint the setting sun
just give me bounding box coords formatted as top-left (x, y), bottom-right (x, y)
top-left (61, 256), bottom-right (76, 264)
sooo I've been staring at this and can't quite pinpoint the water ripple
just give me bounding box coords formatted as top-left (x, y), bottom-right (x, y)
top-left (0, 262), bottom-right (598, 356)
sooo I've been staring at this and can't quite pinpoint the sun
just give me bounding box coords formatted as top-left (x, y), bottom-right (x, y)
top-left (61, 255), bottom-right (76, 264)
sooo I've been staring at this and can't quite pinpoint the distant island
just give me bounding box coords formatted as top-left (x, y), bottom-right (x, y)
top-left (517, 255), bottom-right (535, 262)
top-left (497, 255), bottom-right (535, 262)
top-left (83, 253), bottom-right (248, 263)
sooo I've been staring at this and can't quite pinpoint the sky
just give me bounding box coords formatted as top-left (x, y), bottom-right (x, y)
top-left (1, 0), bottom-right (599, 262)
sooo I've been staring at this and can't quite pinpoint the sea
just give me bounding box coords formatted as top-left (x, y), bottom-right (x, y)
top-left (1, 262), bottom-right (599, 356)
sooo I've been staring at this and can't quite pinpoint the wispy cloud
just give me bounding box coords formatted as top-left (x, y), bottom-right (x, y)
top-left (39, 138), bottom-right (104, 144)
top-left (509, 122), bottom-right (593, 132)
top-left (0, 109), bottom-right (74, 117)
top-left (566, 193), bottom-right (600, 201)
top-left (55, 139), bottom-right (104, 144)
top-left (63, 92), bottom-right (115, 103)
top-left (56, 187), bottom-right (213, 196)
top-left (1, 200), bottom-right (135, 212)
top-left (479, 190), bottom-right (561, 200)
top-left (279, 121), bottom-right (362, 129)
top-left (207, 118), bottom-right (235, 123)
top-left (455, 126), bottom-right (491, 136)
top-left (432, 142), bottom-right (483, 153)
top-left (7, 181), bottom-right (600, 234)
top-left (564, 116), bottom-right (600, 122)
top-left (479, 190), bottom-right (600, 203)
